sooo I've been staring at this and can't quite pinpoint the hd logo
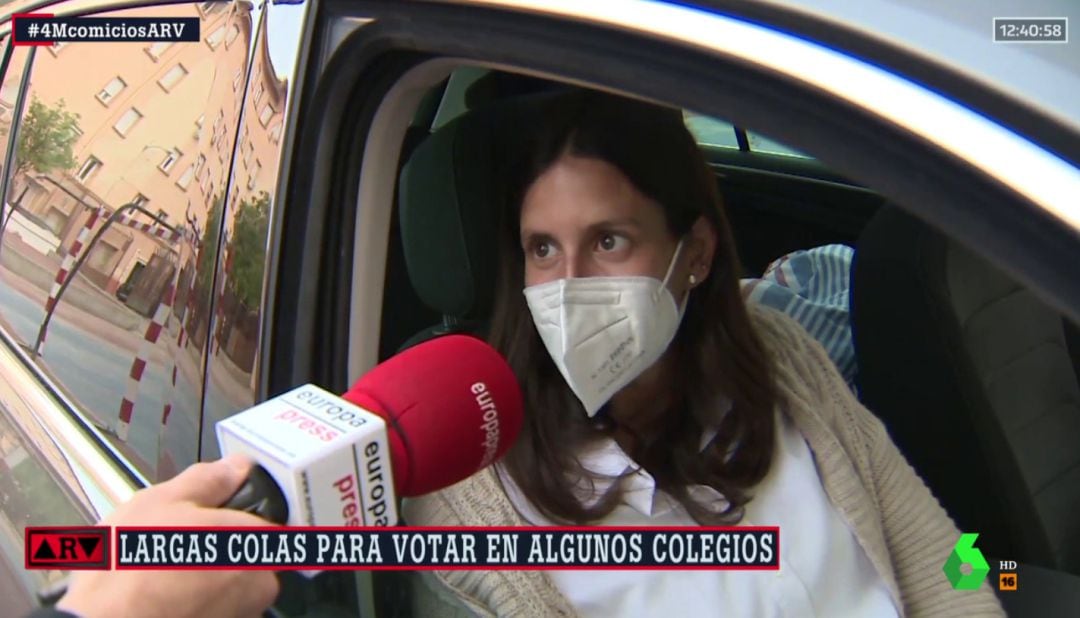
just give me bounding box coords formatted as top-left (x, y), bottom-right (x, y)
top-left (943, 533), bottom-right (990, 590)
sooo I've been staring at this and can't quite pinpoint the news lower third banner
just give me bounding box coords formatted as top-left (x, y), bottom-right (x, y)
top-left (26, 527), bottom-right (780, 570)
top-left (12, 15), bottom-right (199, 45)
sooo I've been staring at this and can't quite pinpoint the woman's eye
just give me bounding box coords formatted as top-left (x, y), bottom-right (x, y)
top-left (597, 234), bottom-right (627, 252)
top-left (533, 241), bottom-right (552, 259)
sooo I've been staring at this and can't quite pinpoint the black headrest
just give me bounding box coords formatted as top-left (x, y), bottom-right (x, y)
top-left (397, 95), bottom-right (556, 319)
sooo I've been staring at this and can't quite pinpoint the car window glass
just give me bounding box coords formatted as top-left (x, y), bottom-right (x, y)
top-left (0, 3), bottom-right (251, 482)
top-left (682, 110), bottom-right (813, 159)
top-left (431, 66), bottom-right (487, 130)
top-left (199, 0), bottom-right (301, 461)
top-left (682, 111), bottom-right (739, 149)
top-left (746, 130), bottom-right (812, 158)
top-left (0, 40), bottom-right (29, 183)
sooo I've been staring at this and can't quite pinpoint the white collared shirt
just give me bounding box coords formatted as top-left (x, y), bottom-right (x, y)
top-left (496, 411), bottom-right (899, 617)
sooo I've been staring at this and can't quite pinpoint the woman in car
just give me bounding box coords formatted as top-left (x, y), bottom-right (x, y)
top-left (406, 90), bottom-right (1003, 617)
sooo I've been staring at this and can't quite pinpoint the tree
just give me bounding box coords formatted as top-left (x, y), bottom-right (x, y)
top-left (15, 96), bottom-right (81, 178)
top-left (194, 192), bottom-right (225, 299)
top-left (226, 192), bottom-right (270, 309)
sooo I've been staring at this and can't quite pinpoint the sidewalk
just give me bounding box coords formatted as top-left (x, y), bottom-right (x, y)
top-left (1, 236), bottom-right (143, 333)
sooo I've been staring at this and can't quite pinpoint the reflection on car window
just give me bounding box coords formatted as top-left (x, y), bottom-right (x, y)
top-left (0, 404), bottom-right (92, 612)
top-left (0, 2), bottom-right (251, 482)
top-left (199, 0), bottom-right (293, 461)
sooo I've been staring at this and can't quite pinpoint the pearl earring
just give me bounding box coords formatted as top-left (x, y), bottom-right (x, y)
top-left (689, 274), bottom-right (697, 286)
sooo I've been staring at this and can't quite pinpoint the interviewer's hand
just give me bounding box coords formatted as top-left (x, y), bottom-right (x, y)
top-left (56, 455), bottom-right (279, 618)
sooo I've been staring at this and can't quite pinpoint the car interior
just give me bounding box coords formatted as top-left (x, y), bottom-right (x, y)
top-left (360, 66), bottom-right (1080, 615)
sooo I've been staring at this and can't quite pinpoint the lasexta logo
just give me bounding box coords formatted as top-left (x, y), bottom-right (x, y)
top-left (943, 532), bottom-right (990, 590)
top-left (25, 527), bottom-right (110, 570)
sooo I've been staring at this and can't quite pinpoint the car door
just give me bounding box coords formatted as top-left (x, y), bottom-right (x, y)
top-left (0, 0), bottom-right (257, 608)
top-left (261, 1), bottom-right (1078, 616)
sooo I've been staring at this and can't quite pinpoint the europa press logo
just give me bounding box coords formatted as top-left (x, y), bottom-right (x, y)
top-left (943, 533), bottom-right (990, 590)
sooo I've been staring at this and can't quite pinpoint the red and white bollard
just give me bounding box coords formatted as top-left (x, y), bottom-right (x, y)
top-left (40, 206), bottom-right (105, 352)
top-left (117, 281), bottom-right (175, 441)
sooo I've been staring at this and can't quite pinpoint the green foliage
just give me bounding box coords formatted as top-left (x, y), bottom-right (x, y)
top-left (16, 96), bottom-right (81, 176)
top-left (226, 192), bottom-right (270, 309)
top-left (194, 193), bottom-right (224, 297)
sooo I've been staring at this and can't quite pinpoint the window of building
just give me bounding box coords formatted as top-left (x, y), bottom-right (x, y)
top-left (132, 193), bottom-right (149, 207)
top-left (158, 64), bottom-right (188, 91)
top-left (199, 1), bottom-right (225, 15)
top-left (159, 148), bottom-right (182, 173)
top-left (156, 209), bottom-right (169, 225)
top-left (96, 77), bottom-right (127, 105)
top-left (177, 164), bottom-right (195, 190)
top-left (206, 25), bottom-right (227, 49)
top-left (268, 121), bottom-right (283, 144)
top-left (43, 207), bottom-right (68, 235)
top-left (247, 160), bottom-right (261, 189)
top-left (145, 41), bottom-right (173, 60)
top-left (226, 24), bottom-right (241, 47)
top-left (87, 241), bottom-right (119, 273)
top-left (47, 42), bottom-right (67, 55)
top-left (77, 156), bottom-right (102, 181)
top-left (243, 140), bottom-right (254, 168)
top-left (233, 68), bottom-right (243, 91)
top-left (253, 81), bottom-right (264, 107)
top-left (259, 103), bottom-right (274, 126)
top-left (113, 108), bottom-right (143, 136)
top-left (0, 80), bottom-right (19, 108)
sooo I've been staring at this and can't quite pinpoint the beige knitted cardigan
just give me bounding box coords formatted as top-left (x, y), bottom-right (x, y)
top-left (406, 306), bottom-right (1006, 617)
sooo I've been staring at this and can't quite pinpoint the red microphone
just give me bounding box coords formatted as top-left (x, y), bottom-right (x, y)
top-left (218, 335), bottom-right (523, 525)
top-left (342, 334), bottom-right (524, 497)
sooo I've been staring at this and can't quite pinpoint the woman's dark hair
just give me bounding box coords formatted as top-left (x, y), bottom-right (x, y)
top-left (488, 89), bottom-right (778, 525)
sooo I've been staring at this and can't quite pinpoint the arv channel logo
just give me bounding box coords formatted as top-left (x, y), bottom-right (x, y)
top-left (943, 533), bottom-right (990, 590)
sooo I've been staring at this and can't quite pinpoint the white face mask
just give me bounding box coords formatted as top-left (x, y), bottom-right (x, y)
top-left (524, 240), bottom-right (687, 416)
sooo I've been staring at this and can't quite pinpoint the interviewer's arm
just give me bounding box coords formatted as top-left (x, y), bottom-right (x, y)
top-left (43, 455), bottom-right (278, 618)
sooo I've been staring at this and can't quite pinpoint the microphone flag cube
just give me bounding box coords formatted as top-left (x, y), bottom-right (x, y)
top-left (217, 384), bottom-right (398, 527)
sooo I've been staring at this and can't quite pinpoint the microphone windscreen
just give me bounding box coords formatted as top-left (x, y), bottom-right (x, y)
top-left (342, 335), bottom-right (524, 496)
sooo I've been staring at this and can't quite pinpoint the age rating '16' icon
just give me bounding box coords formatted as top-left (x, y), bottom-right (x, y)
top-left (943, 533), bottom-right (990, 590)
top-left (25, 527), bottom-right (110, 570)
top-left (999, 560), bottom-right (1019, 591)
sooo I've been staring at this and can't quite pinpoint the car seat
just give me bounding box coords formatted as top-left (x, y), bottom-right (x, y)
top-left (395, 93), bottom-right (562, 351)
top-left (391, 93), bottom-right (556, 614)
top-left (850, 206), bottom-right (1080, 573)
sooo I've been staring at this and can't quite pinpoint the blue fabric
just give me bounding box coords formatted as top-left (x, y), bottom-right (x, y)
top-left (741, 244), bottom-right (857, 390)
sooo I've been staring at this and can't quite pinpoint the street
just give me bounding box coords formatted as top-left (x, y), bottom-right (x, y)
top-left (0, 267), bottom-right (209, 479)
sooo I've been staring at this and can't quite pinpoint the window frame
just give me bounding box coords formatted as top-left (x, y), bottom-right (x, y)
top-left (76, 155), bottom-right (102, 181)
top-left (158, 147), bottom-right (182, 174)
top-left (95, 76), bottom-right (127, 106)
top-left (112, 107), bottom-right (143, 137)
top-left (157, 63), bottom-right (188, 92)
top-left (145, 40), bottom-right (173, 61)
top-left (206, 24), bottom-right (227, 49)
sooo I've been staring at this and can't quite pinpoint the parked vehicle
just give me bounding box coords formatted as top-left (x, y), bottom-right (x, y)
top-left (0, 0), bottom-right (1076, 616)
